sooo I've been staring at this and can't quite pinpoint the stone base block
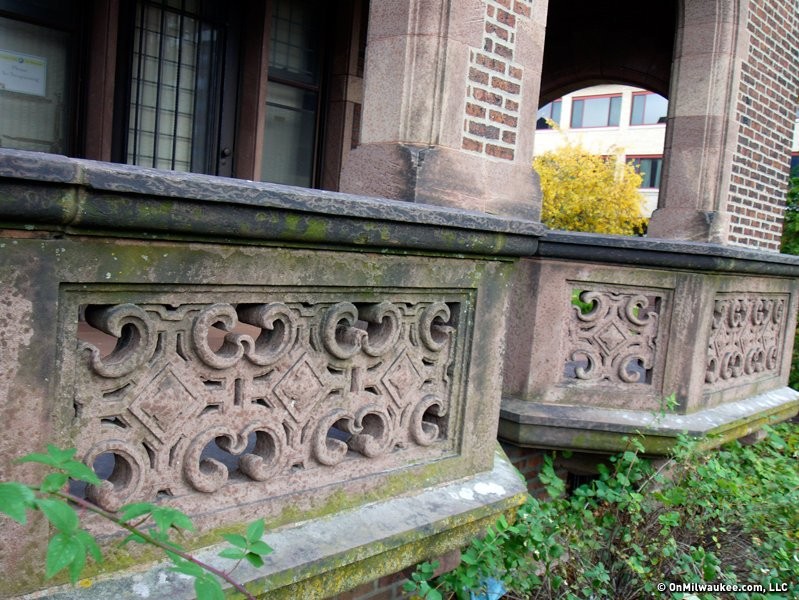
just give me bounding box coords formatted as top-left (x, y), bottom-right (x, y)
top-left (499, 387), bottom-right (799, 455)
top-left (21, 450), bottom-right (526, 600)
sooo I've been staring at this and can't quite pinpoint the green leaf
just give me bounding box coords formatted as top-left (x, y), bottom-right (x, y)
top-left (0, 482), bottom-right (35, 524)
top-left (36, 498), bottom-right (79, 533)
top-left (40, 473), bottom-right (69, 493)
top-left (68, 539), bottom-right (87, 584)
top-left (76, 530), bottom-right (103, 564)
top-left (218, 548), bottom-right (247, 560)
top-left (169, 558), bottom-right (205, 579)
top-left (151, 507), bottom-right (194, 534)
top-left (244, 552), bottom-right (264, 568)
top-left (248, 540), bottom-right (273, 556)
top-left (246, 519), bottom-right (265, 543)
top-left (45, 533), bottom-right (79, 579)
top-left (47, 445), bottom-right (77, 463)
top-left (17, 452), bottom-right (59, 468)
top-left (118, 503), bottom-right (155, 523)
top-left (222, 533), bottom-right (249, 549)
top-left (61, 461), bottom-right (102, 486)
top-left (20, 446), bottom-right (79, 470)
top-left (194, 574), bottom-right (225, 600)
top-left (426, 587), bottom-right (443, 600)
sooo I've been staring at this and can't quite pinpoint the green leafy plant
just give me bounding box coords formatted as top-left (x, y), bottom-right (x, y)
top-left (781, 169), bottom-right (799, 390)
top-left (780, 170), bottom-right (799, 255)
top-left (0, 445), bottom-right (272, 600)
top-left (406, 423), bottom-right (799, 599)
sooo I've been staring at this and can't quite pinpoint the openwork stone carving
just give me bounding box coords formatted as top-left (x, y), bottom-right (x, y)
top-left (69, 296), bottom-right (460, 511)
top-left (565, 290), bottom-right (662, 384)
top-left (705, 294), bottom-right (786, 386)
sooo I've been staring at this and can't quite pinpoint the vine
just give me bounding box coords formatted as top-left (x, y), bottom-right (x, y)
top-left (0, 445), bottom-right (272, 600)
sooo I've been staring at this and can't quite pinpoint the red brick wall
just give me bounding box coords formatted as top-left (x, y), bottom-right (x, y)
top-left (499, 442), bottom-right (567, 498)
top-left (461, 0), bottom-right (533, 161)
top-left (330, 571), bottom-right (408, 600)
top-left (728, 0), bottom-right (799, 250)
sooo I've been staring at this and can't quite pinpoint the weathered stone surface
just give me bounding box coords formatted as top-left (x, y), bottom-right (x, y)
top-left (0, 149), bottom-right (542, 255)
top-left (501, 232), bottom-right (799, 454)
top-left (67, 294), bottom-right (465, 518)
top-left (15, 450), bottom-right (527, 599)
top-left (500, 387), bottom-right (799, 454)
top-left (538, 231), bottom-right (799, 276)
top-left (0, 151), bottom-right (522, 595)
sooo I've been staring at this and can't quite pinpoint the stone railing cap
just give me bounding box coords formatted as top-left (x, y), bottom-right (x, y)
top-left (540, 230), bottom-right (799, 275)
top-left (0, 149), bottom-right (543, 253)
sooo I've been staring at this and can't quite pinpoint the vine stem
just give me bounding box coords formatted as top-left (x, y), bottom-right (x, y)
top-left (51, 490), bottom-right (256, 600)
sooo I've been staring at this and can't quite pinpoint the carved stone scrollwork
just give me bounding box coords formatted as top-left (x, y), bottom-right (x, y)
top-left (83, 440), bottom-right (148, 512)
top-left (349, 402), bottom-right (392, 458)
top-left (410, 394), bottom-right (448, 446)
top-left (419, 302), bottom-right (455, 352)
top-left (192, 303), bottom-right (297, 369)
top-left (565, 290), bottom-right (662, 385)
top-left (313, 408), bottom-right (354, 467)
top-left (71, 296), bottom-right (460, 510)
top-left (236, 303), bottom-right (297, 366)
top-left (359, 302), bottom-right (401, 357)
top-left (322, 302), bottom-right (366, 359)
top-left (81, 304), bottom-right (157, 378)
top-left (705, 294), bottom-right (786, 386)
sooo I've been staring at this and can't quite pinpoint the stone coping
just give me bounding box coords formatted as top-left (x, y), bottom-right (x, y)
top-left (5, 149), bottom-right (799, 268)
top-left (540, 231), bottom-right (799, 276)
top-left (0, 149), bottom-right (542, 256)
top-left (499, 387), bottom-right (799, 455)
top-left (21, 450), bottom-right (527, 600)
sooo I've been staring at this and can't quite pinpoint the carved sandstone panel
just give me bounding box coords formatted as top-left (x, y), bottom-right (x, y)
top-left (62, 292), bottom-right (466, 513)
top-left (564, 289), bottom-right (664, 385)
top-left (705, 294), bottom-right (787, 387)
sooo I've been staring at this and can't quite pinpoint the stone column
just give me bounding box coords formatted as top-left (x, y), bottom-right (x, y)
top-left (649, 0), bottom-right (799, 251)
top-left (647, 0), bottom-right (747, 244)
top-left (339, 0), bottom-right (547, 220)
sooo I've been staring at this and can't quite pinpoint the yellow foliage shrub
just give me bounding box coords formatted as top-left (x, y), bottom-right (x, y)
top-left (533, 142), bottom-right (648, 235)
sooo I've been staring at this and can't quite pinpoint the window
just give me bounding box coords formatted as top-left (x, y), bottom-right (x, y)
top-left (630, 92), bottom-right (668, 126)
top-left (790, 153), bottom-right (799, 175)
top-left (122, 0), bottom-right (234, 174)
top-left (570, 94), bottom-right (621, 128)
top-left (261, 0), bottom-right (324, 187)
top-left (0, 0), bottom-right (81, 155)
top-left (0, 0), bottom-right (364, 188)
top-left (536, 99), bottom-right (561, 129)
top-left (629, 156), bottom-right (663, 188)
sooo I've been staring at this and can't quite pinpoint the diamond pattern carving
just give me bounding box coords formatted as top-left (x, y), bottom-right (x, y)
top-left (128, 368), bottom-right (202, 441)
top-left (382, 351), bottom-right (423, 405)
top-left (565, 290), bottom-right (663, 384)
top-left (68, 296), bottom-right (461, 511)
top-left (274, 355), bottom-right (326, 420)
top-left (595, 322), bottom-right (627, 354)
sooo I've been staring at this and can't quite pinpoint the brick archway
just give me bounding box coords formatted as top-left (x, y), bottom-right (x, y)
top-left (538, 0), bottom-right (677, 105)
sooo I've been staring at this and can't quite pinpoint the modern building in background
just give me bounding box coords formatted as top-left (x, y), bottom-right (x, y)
top-left (537, 84), bottom-right (799, 218)
top-left (535, 84), bottom-right (668, 216)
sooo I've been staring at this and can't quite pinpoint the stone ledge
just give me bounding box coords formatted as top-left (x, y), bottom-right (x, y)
top-left (0, 149), bottom-right (542, 256)
top-left (499, 387), bottom-right (799, 455)
top-left (539, 230), bottom-right (799, 276)
top-left (21, 450), bottom-right (527, 600)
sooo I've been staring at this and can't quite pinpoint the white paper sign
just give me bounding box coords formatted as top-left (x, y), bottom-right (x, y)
top-left (0, 50), bottom-right (47, 97)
